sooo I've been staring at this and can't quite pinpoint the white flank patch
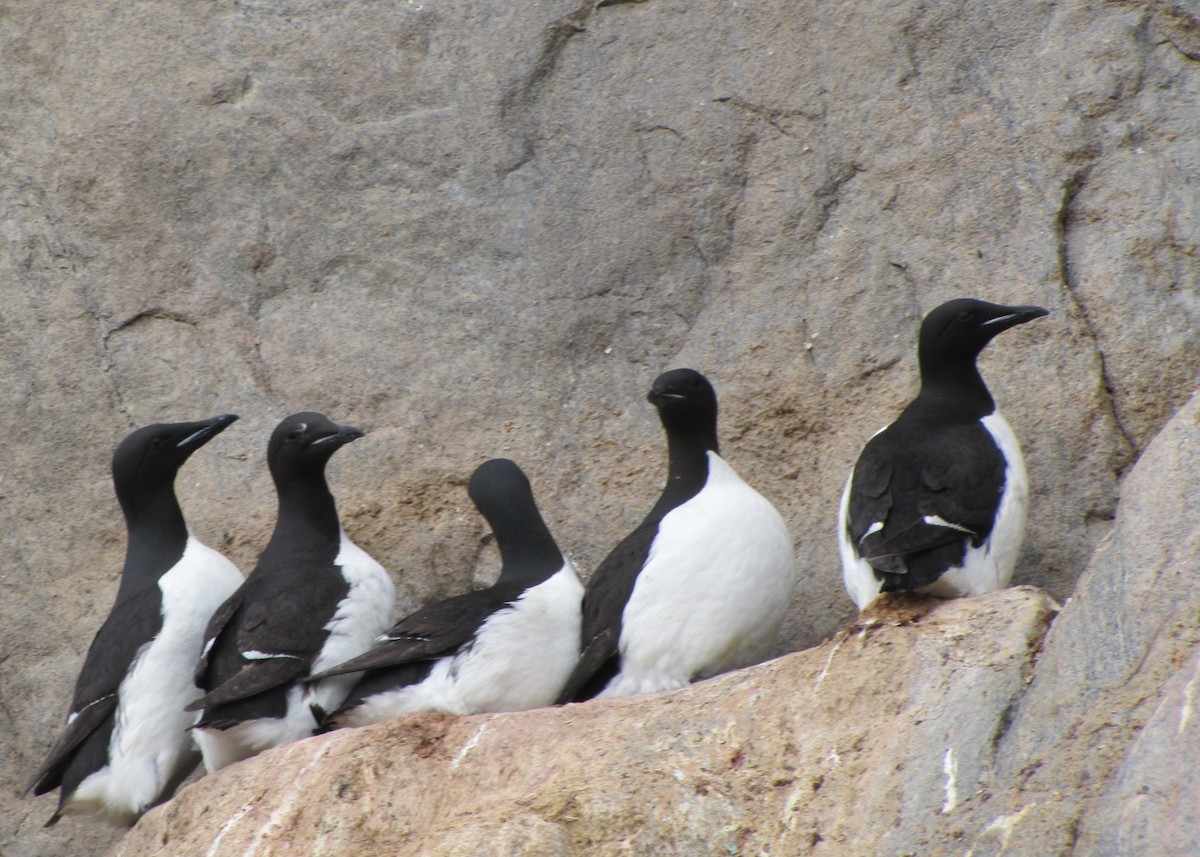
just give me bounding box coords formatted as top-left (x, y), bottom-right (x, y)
top-left (199, 533), bottom-right (394, 771)
top-left (915, 412), bottom-right (1029, 601)
top-left (67, 536), bottom-right (242, 822)
top-left (941, 747), bottom-right (959, 813)
top-left (838, 474), bottom-right (883, 611)
top-left (304, 532), bottom-right (396, 720)
top-left (196, 685), bottom-right (316, 772)
top-left (601, 452), bottom-right (797, 699)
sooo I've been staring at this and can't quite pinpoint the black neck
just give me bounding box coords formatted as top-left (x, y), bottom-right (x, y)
top-left (646, 420), bottom-right (717, 520)
top-left (492, 506), bottom-right (564, 587)
top-left (117, 482), bottom-right (189, 598)
top-left (268, 469), bottom-right (342, 555)
top-left (913, 355), bottom-right (996, 421)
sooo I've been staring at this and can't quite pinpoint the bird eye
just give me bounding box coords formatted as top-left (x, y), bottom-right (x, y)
top-left (149, 437), bottom-right (165, 448)
top-left (285, 430), bottom-right (302, 442)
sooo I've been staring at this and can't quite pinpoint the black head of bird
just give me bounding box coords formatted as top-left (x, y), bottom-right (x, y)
top-left (467, 458), bottom-right (561, 580)
top-left (111, 414), bottom-right (238, 512)
top-left (647, 368), bottom-right (719, 443)
top-left (918, 298), bottom-right (1049, 369)
top-left (267, 412), bottom-right (364, 481)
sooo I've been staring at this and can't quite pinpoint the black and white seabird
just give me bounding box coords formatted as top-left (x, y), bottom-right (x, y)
top-left (556, 368), bottom-right (798, 703)
top-left (28, 414), bottom-right (243, 827)
top-left (838, 298), bottom-right (1049, 611)
top-left (189, 412), bottom-right (394, 771)
top-left (310, 458), bottom-right (583, 728)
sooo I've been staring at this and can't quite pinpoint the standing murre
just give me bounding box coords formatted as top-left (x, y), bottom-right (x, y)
top-left (189, 412), bottom-right (394, 770)
top-left (556, 368), bottom-right (798, 703)
top-left (27, 414), bottom-right (243, 827)
top-left (838, 298), bottom-right (1049, 611)
top-left (310, 458), bottom-right (583, 729)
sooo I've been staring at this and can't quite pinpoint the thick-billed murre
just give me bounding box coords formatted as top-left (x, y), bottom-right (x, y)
top-left (189, 412), bottom-right (394, 770)
top-left (28, 414), bottom-right (243, 826)
top-left (312, 457), bottom-right (582, 728)
top-left (838, 298), bottom-right (1049, 610)
top-left (557, 369), bottom-right (797, 703)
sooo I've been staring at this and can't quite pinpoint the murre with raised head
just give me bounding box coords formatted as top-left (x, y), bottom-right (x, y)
top-left (838, 298), bottom-right (1049, 610)
top-left (557, 369), bottom-right (797, 703)
top-left (28, 414), bottom-right (243, 826)
top-left (189, 412), bottom-right (394, 770)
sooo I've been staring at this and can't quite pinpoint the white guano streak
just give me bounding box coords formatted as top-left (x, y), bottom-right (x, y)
top-left (941, 747), bottom-right (959, 813)
top-left (1180, 653), bottom-right (1200, 735)
top-left (451, 717), bottom-right (494, 770)
top-left (205, 801), bottom-right (256, 857)
top-left (240, 742), bottom-right (334, 857)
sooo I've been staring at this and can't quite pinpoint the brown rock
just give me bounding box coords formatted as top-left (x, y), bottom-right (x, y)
top-left (4, 0), bottom-right (1199, 853)
top-left (110, 588), bottom-right (1056, 857)
top-left (961, 389), bottom-right (1200, 856)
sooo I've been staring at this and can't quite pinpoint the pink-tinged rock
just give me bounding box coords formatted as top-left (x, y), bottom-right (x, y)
top-left (111, 589), bottom-right (1055, 857)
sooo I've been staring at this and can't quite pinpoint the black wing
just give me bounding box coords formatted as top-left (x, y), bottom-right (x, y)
top-left (555, 520), bottom-right (658, 704)
top-left (193, 587), bottom-right (243, 688)
top-left (28, 584), bottom-right (163, 795)
top-left (311, 584), bottom-right (521, 680)
top-left (189, 567), bottom-right (348, 714)
top-left (848, 419), bottom-right (1005, 588)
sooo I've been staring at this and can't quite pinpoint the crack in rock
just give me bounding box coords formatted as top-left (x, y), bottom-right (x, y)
top-left (1054, 166), bottom-right (1137, 467)
top-left (813, 162), bottom-right (864, 236)
top-left (499, 2), bottom-right (593, 120)
top-left (713, 95), bottom-right (824, 139)
top-left (103, 309), bottom-right (198, 342)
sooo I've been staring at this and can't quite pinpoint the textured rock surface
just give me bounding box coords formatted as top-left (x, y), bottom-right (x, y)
top-left (108, 391), bottom-right (1200, 857)
top-left (968, 388), bottom-right (1200, 857)
top-left (110, 589), bottom-right (1057, 857)
top-left (2, 0), bottom-right (1199, 854)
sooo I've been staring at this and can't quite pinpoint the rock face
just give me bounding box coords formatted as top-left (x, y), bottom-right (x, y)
top-left (111, 588), bottom-right (1059, 857)
top-left (982, 388), bottom-right (1200, 857)
top-left (2, 0), bottom-right (1198, 854)
top-left (111, 389), bottom-right (1200, 857)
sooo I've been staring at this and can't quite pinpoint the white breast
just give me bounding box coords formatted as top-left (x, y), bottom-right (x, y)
top-left (69, 536), bottom-right (242, 822)
top-left (601, 452), bottom-right (797, 699)
top-left (304, 532), bottom-right (396, 717)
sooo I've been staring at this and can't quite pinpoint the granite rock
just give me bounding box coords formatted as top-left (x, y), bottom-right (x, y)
top-left (110, 589), bottom-right (1057, 857)
top-left (3, 0), bottom-right (1199, 853)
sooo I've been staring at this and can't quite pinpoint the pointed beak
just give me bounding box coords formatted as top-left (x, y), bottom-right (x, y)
top-left (647, 388), bottom-right (686, 406)
top-left (981, 305), bottom-right (1049, 332)
top-left (176, 413), bottom-right (239, 449)
top-left (310, 425), bottom-right (365, 447)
